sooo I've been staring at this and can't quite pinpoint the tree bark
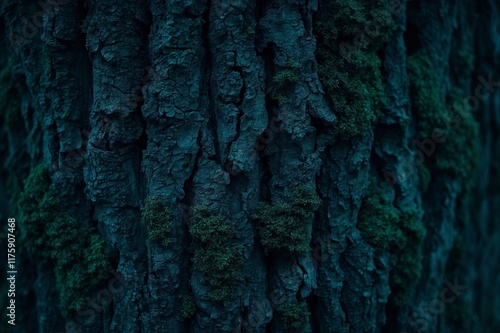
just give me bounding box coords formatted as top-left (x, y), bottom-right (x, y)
top-left (0, 0), bottom-right (499, 332)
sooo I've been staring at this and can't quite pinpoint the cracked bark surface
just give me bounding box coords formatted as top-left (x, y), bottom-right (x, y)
top-left (0, 0), bottom-right (499, 332)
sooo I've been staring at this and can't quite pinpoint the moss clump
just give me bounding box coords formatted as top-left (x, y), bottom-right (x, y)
top-left (389, 208), bottom-right (426, 305)
top-left (180, 293), bottom-right (196, 319)
top-left (277, 302), bottom-right (310, 331)
top-left (407, 51), bottom-right (447, 137)
top-left (17, 165), bottom-right (112, 316)
top-left (357, 189), bottom-right (405, 250)
top-left (17, 165), bottom-right (57, 256)
top-left (314, 0), bottom-right (394, 139)
top-left (438, 89), bottom-right (480, 188)
top-left (141, 198), bottom-right (173, 246)
top-left (189, 206), bottom-right (244, 302)
top-left (252, 186), bottom-right (321, 255)
top-left (408, 52), bottom-right (480, 190)
top-left (0, 63), bottom-right (22, 129)
top-left (53, 221), bottom-right (113, 315)
top-left (270, 59), bottom-right (300, 105)
top-left (357, 186), bottom-right (426, 306)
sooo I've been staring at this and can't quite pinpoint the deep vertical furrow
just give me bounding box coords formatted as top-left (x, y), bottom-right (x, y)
top-left (311, 0), bottom-right (382, 331)
top-left (256, 0), bottom-right (335, 331)
top-left (83, 0), bottom-right (150, 332)
top-left (203, 0), bottom-right (269, 331)
top-left (142, 0), bottom-right (208, 331)
top-left (315, 135), bottom-right (374, 333)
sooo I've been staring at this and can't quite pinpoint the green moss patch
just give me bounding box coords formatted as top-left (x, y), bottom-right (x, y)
top-left (270, 59), bottom-right (300, 105)
top-left (180, 293), bottom-right (196, 319)
top-left (17, 165), bottom-right (112, 316)
top-left (189, 206), bottom-right (244, 302)
top-left (407, 51), bottom-right (446, 138)
top-left (357, 189), bottom-right (405, 250)
top-left (408, 52), bottom-right (480, 190)
top-left (314, 0), bottom-right (394, 139)
top-left (439, 89), bottom-right (480, 188)
top-left (252, 185), bottom-right (321, 256)
top-left (357, 186), bottom-right (426, 306)
top-left (277, 301), bottom-right (310, 331)
top-left (141, 198), bottom-right (173, 246)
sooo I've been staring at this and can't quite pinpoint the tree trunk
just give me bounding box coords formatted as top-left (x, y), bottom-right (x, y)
top-left (0, 0), bottom-right (499, 332)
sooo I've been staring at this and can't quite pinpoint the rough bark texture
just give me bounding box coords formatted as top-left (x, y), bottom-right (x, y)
top-left (0, 0), bottom-right (499, 332)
